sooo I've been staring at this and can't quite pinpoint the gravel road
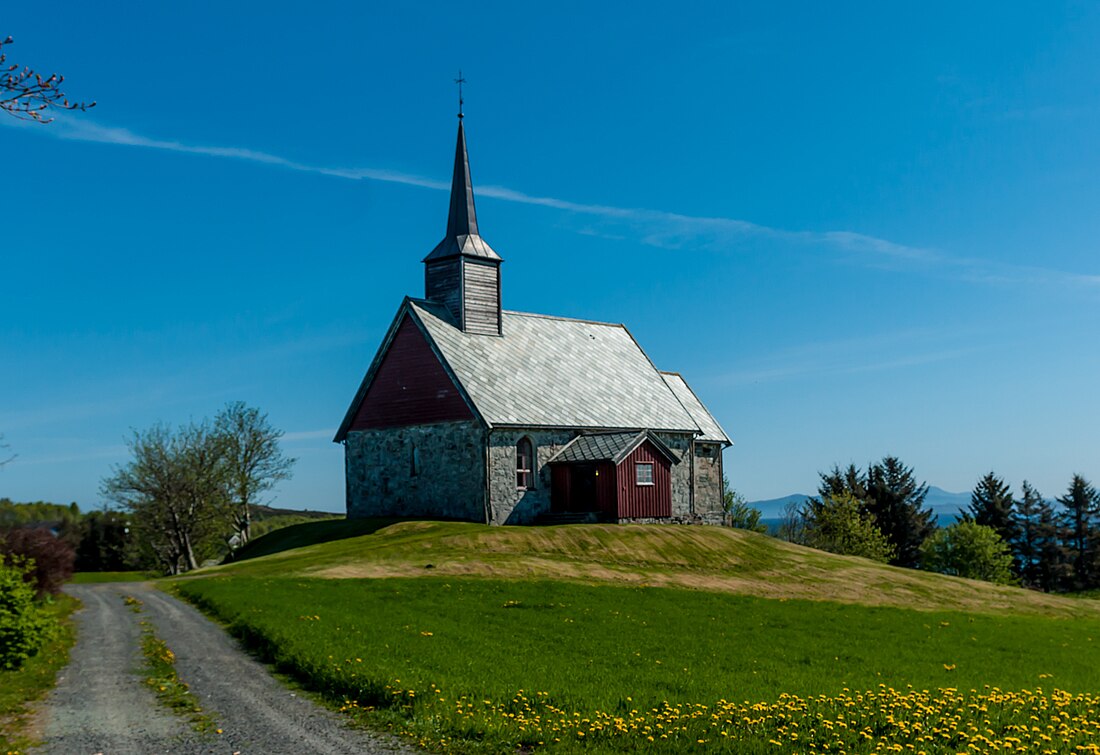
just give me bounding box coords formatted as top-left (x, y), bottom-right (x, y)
top-left (31, 582), bottom-right (417, 755)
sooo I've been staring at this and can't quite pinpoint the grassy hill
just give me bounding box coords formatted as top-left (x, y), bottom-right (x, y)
top-left (209, 518), bottom-right (1098, 618)
top-left (177, 519), bottom-right (1100, 753)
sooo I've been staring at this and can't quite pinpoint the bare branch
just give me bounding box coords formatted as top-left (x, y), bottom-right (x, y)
top-left (0, 35), bottom-right (95, 123)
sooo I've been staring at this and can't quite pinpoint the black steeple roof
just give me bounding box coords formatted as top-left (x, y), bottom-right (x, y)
top-left (423, 121), bottom-right (501, 262)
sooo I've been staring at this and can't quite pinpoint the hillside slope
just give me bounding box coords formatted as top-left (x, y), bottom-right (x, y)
top-left (205, 519), bottom-right (1098, 618)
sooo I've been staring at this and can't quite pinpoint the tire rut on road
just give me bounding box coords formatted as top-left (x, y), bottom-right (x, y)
top-left (32, 582), bottom-right (417, 755)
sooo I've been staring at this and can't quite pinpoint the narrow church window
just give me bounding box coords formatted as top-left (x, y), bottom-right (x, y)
top-left (635, 462), bottom-right (654, 486)
top-left (410, 445), bottom-right (420, 477)
top-left (516, 437), bottom-right (534, 490)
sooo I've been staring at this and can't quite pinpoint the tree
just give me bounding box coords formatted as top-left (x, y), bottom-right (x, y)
top-left (75, 509), bottom-right (140, 572)
top-left (1, 36), bottom-right (95, 122)
top-left (919, 521), bottom-right (1017, 585)
top-left (802, 491), bottom-right (894, 563)
top-left (818, 457), bottom-right (935, 568)
top-left (965, 472), bottom-right (1018, 547)
top-left (101, 422), bottom-right (232, 574)
top-left (1057, 474), bottom-right (1100, 590)
top-left (214, 402), bottom-right (295, 548)
top-left (776, 500), bottom-right (807, 544)
top-left (1012, 480), bottom-right (1044, 587)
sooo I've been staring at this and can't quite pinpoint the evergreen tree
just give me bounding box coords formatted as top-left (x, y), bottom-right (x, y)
top-left (865, 456), bottom-right (936, 568)
top-left (1012, 480), bottom-right (1043, 587)
top-left (1057, 474), bottom-right (1100, 590)
top-left (818, 464), bottom-right (868, 502)
top-left (1035, 496), bottom-right (1070, 592)
top-left (816, 457), bottom-right (935, 568)
top-left (967, 472), bottom-right (1018, 547)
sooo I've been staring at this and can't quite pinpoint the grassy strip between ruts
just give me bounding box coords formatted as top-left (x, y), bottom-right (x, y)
top-left (176, 575), bottom-right (1100, 754)
top-left (125, 595), bottom-right (219, 735)
top-left (0, 595), bottom-right (78, 755)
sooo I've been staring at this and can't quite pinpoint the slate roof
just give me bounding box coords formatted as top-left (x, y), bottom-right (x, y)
top-left (661, 372), bottom-right (731, 444)
top-left (407, 299), bottom-right (713, 433)
top-left (546, 431), bottom-right (680, 465)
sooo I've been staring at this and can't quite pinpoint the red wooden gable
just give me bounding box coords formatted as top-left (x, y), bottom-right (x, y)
top-left (349, 315), bottom-right (474, 430)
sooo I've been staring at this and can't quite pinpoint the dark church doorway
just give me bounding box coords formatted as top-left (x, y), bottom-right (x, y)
top-left (566, 464), bottom-right (598, 512)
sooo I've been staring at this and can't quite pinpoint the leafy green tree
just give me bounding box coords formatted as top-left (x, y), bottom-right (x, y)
top-left (1057, 474), bottom-right (1100, 590)
top-left (819, 457), bottom-right (935, 568)
top-left (965, 472), bottom-right (1018, 547)
top-left (214, 402), bottom-right (296, 548)
top-left (919, 521), bottom-right (1017, 585)
top-left (722, 477), bottom-right (765, 533)
top-left (101, 422), bottom-right (232, 574)
top-left (802, 491), bottom-right (895, 563)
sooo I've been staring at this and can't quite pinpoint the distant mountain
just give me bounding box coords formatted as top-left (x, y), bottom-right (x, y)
top-left (748, 494), bottom-right (811, 519)
top-left (749, 486), bottom-right (970, 525)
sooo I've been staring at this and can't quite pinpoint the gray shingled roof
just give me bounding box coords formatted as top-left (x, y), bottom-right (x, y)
top-left (546, 431), bottom-right (679, 465)
top-left (661, 372), bottom-right (731, 444)
top-left (410, 300), bottom-right (701, 432)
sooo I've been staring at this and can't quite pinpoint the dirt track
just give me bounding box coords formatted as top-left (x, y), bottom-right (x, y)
top-left (31, 582), bottom-right (416, 755)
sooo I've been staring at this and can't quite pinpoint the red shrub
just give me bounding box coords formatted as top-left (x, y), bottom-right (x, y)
top-left (0, 527), bottom-right (75, 596)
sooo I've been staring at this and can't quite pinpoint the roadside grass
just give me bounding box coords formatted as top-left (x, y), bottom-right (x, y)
top-left (176, 576), bottom-right (1100, 753)
top-left (126, 595), bottom-right (217, 734)
top-left (71, 571), bottom-right (157, 583)
top-left (206, 519), bottom-right (1100, 618)
top-left (0, 595), bottom-right (78, 754)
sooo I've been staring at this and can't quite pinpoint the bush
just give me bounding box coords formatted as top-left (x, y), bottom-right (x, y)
top-left (0, 559), bottom-right (51, 670)
top-left (920, 521), bottom-right (1017, 585)
top-left (0, 527), bottom-right (76, 595)
top-left (802, 492), bottom-right (895, 563)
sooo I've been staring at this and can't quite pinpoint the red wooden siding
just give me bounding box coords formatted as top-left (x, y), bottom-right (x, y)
top-left (615, 441), bottom-right (672, 519)
top-left (350, 315), bottom-right (474, 429)
top-left (595, 462), bottom-right (618, 518)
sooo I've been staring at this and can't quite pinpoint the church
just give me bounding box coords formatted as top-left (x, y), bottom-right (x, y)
top-left (334, 115), bottom-right (731, 526)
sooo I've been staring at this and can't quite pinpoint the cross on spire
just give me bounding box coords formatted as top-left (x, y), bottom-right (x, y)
top-left (455, 70), bottom-right (465, 119)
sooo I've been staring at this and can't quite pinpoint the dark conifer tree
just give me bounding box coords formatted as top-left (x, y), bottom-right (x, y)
top-left (1012, 480), bottom-right (1041, 586)
top-left (1057, 474), bottom-right (1100, 590)
top-left (967, 472), bottom-right (1018, 549)
top-left (864, 456), bottom-right (936, 568)
top-left (1035, 496), bottom-right (1071, 592)
top-left (818, 464), bottom-right (868, 502)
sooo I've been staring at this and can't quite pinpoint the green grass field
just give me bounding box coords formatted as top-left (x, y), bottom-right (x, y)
top-left (175, 519), bottom-right (1100, 753)
top-left (0, 595), bottom-right (78, 754)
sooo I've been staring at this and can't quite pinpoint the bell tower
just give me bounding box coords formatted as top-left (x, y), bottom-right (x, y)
top-left (422, 117), bottom-right (503, 336)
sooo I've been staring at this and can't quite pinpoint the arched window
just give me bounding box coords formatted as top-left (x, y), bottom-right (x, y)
top-left (516, 437), bottom-right (534, 490)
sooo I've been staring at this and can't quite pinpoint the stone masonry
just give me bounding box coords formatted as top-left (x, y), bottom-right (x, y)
top-left (345, 421), bottom-right (485, 522)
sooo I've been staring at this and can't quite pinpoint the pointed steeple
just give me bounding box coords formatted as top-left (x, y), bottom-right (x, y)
top-left (445, 121), bottom-right (479, 238)
top-left (423, 116), bottom-right (503, 336)
top-left (424, 121), bottom-right (501, 262)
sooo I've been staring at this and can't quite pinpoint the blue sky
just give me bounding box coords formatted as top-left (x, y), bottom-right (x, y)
top-left (3, 2), bottom-right (1099, 511)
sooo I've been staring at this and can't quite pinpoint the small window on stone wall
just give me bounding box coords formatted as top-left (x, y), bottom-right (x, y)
top-left (635, 462), bottom-right (654, 486)
top-left (410, 445), bottom-right (420, 477)
top-left (516, 437), bottom-right (534, 490)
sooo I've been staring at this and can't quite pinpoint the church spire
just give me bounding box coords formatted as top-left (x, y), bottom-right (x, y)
top-left (423, 117), bottom-right (501, 263)
top-left (423, 108), bottom-right (504, 336)
top-left (445, 121), bottom-right (479, 239)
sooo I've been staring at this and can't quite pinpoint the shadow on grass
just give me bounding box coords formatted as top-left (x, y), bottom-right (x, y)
top-left (226, 518), bottom-right (407, 563)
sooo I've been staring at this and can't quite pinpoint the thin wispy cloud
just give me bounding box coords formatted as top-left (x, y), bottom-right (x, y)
top-left (714, 328), bottom-right (979, 387)
top-left (8, 115), bottom-right (1099, 290)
